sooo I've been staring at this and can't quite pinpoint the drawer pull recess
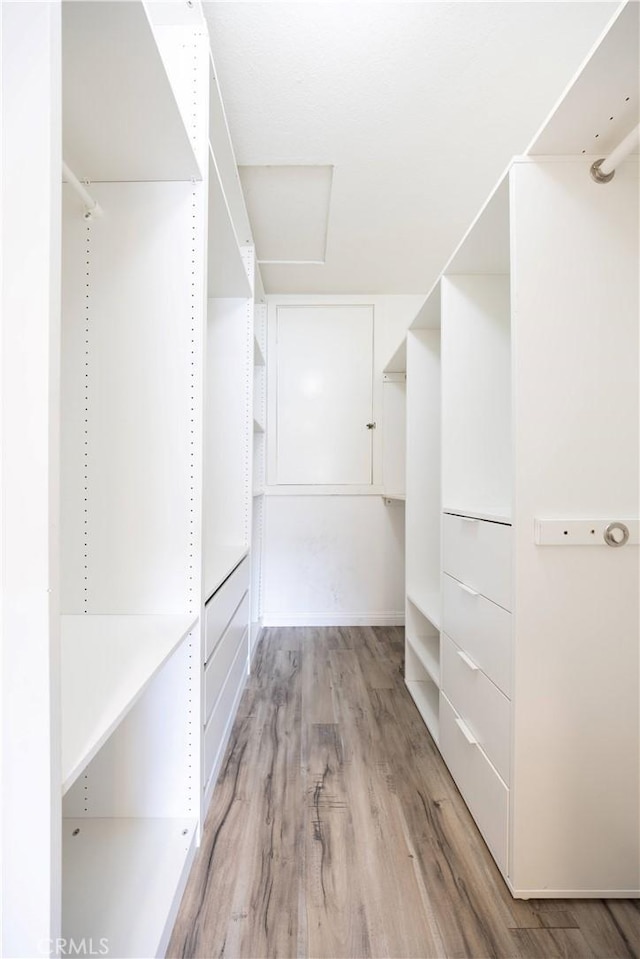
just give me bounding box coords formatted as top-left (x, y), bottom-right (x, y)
top-left (458, 582), bottom-right (479, 597)
top-left (455, 716), bottom-right (479, 745)
top-left (460, 516), bottom-right (478, 524)
top-left (457, 649), bottom-right (479, 671)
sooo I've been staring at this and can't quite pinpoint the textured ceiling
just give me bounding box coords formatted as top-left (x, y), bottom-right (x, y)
top-left (204, 1), bottom-right (619, 294)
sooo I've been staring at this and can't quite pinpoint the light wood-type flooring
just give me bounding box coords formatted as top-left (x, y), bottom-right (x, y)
top-left (168, 626), bottom-right (639, 959)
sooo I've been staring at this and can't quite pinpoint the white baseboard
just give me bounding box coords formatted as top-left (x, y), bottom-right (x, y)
top-left (262, 612), bottom-right (405, 627)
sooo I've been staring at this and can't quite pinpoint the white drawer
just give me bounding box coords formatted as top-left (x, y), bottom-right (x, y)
top-left (204, 593), bottom-right (249, 725)
top-left (440, 693), bottom-right (509, 875)
top-left (442, 573), bottom-right (512, 696)
top-left (442, 513), bottom-right (511, 611)
top-left (204, 556), bottom-right (249, 663)
top-left (204, 634), bottom-right (248, 789)
top-left (441, 633), bottom-right (511, 784)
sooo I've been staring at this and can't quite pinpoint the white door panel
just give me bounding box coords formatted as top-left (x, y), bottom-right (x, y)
top-left (276, 305), bottom-right (374, 484)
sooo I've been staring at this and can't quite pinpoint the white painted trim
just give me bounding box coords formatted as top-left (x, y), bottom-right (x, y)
top-left (505, 878), bottom-right (640, 900)
top-left (263, 612), bottom-right (405, 627)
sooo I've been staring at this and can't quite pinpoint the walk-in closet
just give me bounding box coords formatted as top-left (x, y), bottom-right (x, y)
top-left (1, 2), bottom-right (638, 957)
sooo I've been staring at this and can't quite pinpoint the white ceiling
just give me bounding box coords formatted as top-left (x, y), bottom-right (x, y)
top-left (204, 1), bottom-right (620, 294)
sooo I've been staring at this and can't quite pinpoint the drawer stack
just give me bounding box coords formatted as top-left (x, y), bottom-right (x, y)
top-left (440, 511), bottom-right (512, 873)
top-left (203, 556), bottom-right (250, 791)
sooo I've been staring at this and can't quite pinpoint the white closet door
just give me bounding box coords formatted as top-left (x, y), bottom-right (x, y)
top-left (275, 305), bottom-right (374, 484)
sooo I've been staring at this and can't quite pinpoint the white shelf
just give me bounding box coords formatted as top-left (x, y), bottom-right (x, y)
top-left (61, 614), bottom-right (197, 794)
top-left (445, 176), bottom-right (510, 276)
top-left (62, 1), bottom-right (200, 182)
top-left (443, 506), bottom-right (512, 526)
top-left (383, 338), bottom-right (407, 374)
top-left (411, 282), bottom-right (441, 330)
top-left (208, 55), bottom-right (254, 248)
top-left (208, 148), bottom-right (252, 298)
top-left (204, 545), bottom-right (250, 603)
top-left (254, 336), bottom-right (266, 367)
top-left (406, 679), bottom-right (440, 744)
top-left (253, 416), bottom-right (265, 434)
top-left (407, 634), bottom-right (440, 686)
top-left (253, 489), bottom-right (265, 498)
top-left (528, 3), bottom-right (639, 159)
top-left (63, 817), bottom-right (196, 959)
top-left (407, 587), bottom-right (441, 631)
top-left (383, 492), bottom-right (406, 502)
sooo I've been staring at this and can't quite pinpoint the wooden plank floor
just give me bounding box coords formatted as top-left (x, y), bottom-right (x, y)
top-left (168, 627), bottom-right (640, 959)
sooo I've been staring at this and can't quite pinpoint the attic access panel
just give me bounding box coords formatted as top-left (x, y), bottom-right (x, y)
top-left (239, 165), bottom-right (333, 264)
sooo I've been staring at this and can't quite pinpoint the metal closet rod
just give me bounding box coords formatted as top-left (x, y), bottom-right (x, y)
top-left (591, 123), bottom-right (640, 183)
top-left (62, 161), bottom-right (103, 218)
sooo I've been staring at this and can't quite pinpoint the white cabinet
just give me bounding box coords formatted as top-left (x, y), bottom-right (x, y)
top-left (439, 694), bottom-right (509, 874)
top-left (442, 513), bottom-right (512, 612)
top-left (404, 3), bottom-right (639, 899)
top-left (442, 573), bottom-right (511, 696)
top-left (273, 304), bottom-right (374, 485)
top-left (204, 556), bottom-right (250, 661)
top-left (441, 632), bottom-right (511, 784)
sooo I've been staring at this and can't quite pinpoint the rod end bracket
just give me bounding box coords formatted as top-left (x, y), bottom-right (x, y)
top-left (590, 158), bottom-right (615, 184)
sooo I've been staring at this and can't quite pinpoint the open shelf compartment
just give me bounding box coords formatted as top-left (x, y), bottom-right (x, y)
top-left (61, 614), bottom-right (197, 794)
top-left (63, 816), bottom-right (197, 959)
top-left (406, 679), bottom-right (440, 744)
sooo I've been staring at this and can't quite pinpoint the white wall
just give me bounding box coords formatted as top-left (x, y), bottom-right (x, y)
top-left (263, 495), bottom-right (405, 625)
top-left (263, 295), bottom-right (423, 625)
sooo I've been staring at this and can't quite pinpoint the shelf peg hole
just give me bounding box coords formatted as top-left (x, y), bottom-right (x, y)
top-left (72, 828), bottom-right (80, 837)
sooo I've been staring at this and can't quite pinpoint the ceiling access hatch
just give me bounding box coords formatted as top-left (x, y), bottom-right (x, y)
top-left (238, 164), bottom-right (333, 265)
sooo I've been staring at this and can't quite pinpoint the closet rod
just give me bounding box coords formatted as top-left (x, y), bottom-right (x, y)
top-left (590, 123), bottom-right (639, 183)
top-left (62, 161), bottom-right (103, 218)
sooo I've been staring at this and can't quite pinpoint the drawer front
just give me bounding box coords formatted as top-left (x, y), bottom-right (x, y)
top-left (205, 556), bottom-right (249, 663)
top-left (204, 633), bottom-right (248, 789)
top-left (442, 573), bottom-right (512, 696)
top-left (440, 693), bottom-right (509, 874)
top-left (442, 513), bottom-right (511, 611)
top-left (441, 633), bottom-right (511, 783)
top-left (204, 592), bottom-right (250, 726)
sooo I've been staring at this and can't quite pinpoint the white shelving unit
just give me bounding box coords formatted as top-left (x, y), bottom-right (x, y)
top-left (402, 1), bottom-right (639, 899)
top-left (57, 4), bottom-right (210, 952)
top-left (2, 2), bottom-right (261, 954)
top-left (201, 31), bottom-right (256, 814)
